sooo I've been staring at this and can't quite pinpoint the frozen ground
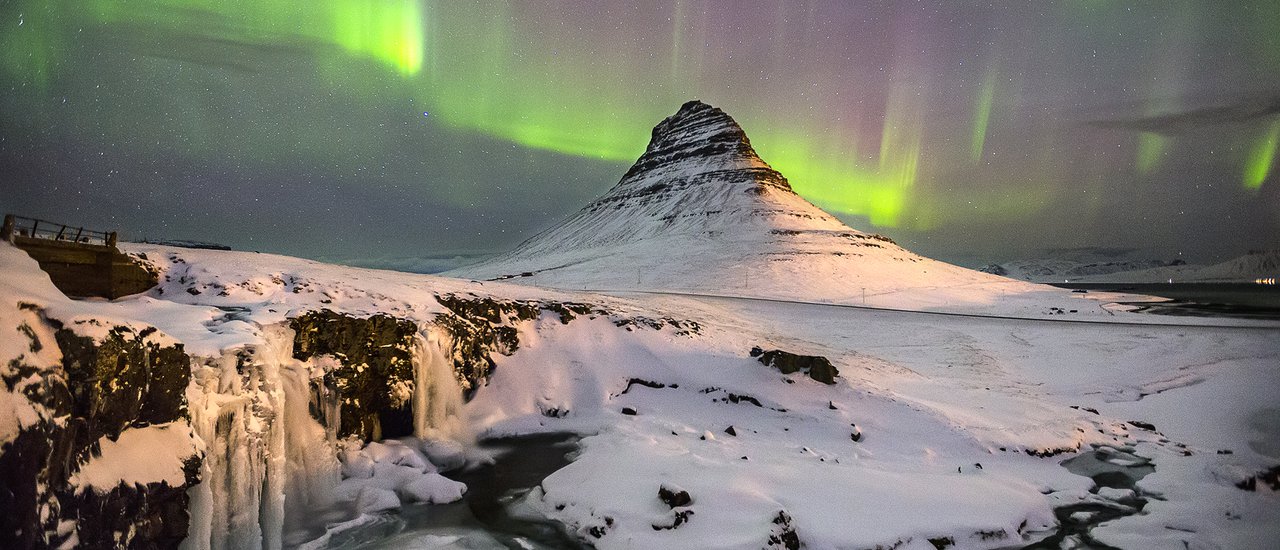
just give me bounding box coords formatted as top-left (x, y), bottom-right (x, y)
top-left (3, 242), bottom-right (1278, 549)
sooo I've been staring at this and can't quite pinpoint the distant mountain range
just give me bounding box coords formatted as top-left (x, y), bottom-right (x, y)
top-left (981, 249), bottom-right (1280, 283)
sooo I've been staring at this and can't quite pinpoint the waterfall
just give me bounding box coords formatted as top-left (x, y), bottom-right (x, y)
top-left (412, 327), bottom-right (468, 442)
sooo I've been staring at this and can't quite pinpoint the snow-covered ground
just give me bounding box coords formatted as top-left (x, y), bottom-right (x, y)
top-left (5, 241), bottom-right (1278, 549)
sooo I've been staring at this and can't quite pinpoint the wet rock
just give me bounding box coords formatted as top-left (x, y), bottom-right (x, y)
top-left (433, 294), bottom-right (538, 395)
top-left (68, 456), bottom-right (201, 549)
top-left (751, 347), bottom-right (839, 384)
top-left (56, 325), bottom-right (191, 444)
top-left (291, 310), bottom-right (418, 440)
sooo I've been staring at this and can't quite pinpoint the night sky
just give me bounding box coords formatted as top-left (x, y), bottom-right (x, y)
top-left (3, 1), bottom-right (1278, 271)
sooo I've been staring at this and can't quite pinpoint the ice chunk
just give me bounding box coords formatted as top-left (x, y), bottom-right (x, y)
top-left (340, 451), bottom-right (375, 480)
top-left (399, 473), bottom-right (467, 504)
top-left (1096, 487), bottom-right (1135, 501)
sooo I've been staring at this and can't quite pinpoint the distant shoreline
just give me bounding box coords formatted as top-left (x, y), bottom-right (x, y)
top-left (1050, 282), bottom-right (1280, 319)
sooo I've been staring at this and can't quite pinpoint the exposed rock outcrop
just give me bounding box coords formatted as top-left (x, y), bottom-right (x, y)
top-left (0, 310), bottom-right (197, 550)
top-left (751, 347), bottom-right (839, 384)
top-left (290, 310), bottom-right (418, 441)
top-left (433, 294), bottom-right (540, 396)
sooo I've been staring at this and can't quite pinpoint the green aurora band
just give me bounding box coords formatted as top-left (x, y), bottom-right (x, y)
top-left (3, 0), bottom-right (1276, 235)
top-left (1245, 121), bottom-right (1280, 190)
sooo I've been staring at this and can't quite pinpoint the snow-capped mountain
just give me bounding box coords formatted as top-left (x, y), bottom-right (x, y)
top-left (1077, 249), bottom-right (1280, 283)
top-left (450, 101), bottom-right (1035, 309)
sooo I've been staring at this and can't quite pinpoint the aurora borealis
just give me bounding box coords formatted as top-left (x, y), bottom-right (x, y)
top-left (2, 1), bottom-right (1278, 269)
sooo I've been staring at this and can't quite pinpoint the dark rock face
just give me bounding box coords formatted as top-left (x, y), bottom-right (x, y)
top-left (0, 313), bottom-right (195, 550)
top-left (68, 456), bottom-right (201, 549)
top-left (290, 310), bottom-right (419, 441)
top-left (56, 326), bottom-right (191, 445)
top-left (751, 347), bottom-right (839, 384)
top-left (434, 295), bottom-right (541, 395)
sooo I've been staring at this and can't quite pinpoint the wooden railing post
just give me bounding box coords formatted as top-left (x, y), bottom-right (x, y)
top-left (1, 214), bottom-right (13, 242)
top-left (107, 231), bottom-right (118, 248)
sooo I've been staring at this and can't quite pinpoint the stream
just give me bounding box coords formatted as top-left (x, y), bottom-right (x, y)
top-left (326, 433), bottom-right (586, 550)
top-left (320, 438), bottom-right (1158, 549)
top-left (1021, 446), bottom-right (1155, 550)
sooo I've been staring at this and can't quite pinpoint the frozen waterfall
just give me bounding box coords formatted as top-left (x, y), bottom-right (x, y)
top-left (182, 323), bottom-right (468, 550)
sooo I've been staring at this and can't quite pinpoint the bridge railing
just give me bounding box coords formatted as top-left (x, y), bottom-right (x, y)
top-left (2, 214), bottom-right (118, 248)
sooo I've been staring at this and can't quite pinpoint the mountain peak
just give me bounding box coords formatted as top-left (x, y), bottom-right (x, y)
top-left (654, 100), bottom-right (742, 143)
top-left (620, 100), bottom-right (785, 190)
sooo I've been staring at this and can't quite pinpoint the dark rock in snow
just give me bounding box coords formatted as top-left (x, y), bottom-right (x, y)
top-left (978, 264), bottom-right (1008, 276)
top-left (724, 426), bottom-right (737, 436)
top-left (929, 535), bottom-right (956, 549)
top-left (1236, 465), bottom-right (1280, 491)
top-left (658, 485), bottom-right (692, 508)
top-left (620, 377), bottom-right (666, 394)
top-left (652, 509), bottom-right (694, 531)
top-left (621, 407), bottom-right (638, 416)
top-left (766, 510), bottom-right (800, 550)
top-left (753, 348), bottom-right (839, 384)
top-left (1127, 420), bottom-right (1157, 432)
